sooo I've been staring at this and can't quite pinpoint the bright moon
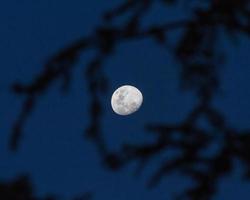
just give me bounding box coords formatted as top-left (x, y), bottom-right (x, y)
top-left (111, 85), bottom-right (143, 115)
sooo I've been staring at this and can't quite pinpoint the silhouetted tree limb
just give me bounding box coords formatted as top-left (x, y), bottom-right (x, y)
top-left (0, 175), bottom-right (93, 200)
top-left (0, 175), bottom-right (56, 200)
top-left (10, 18), bottom-right (190, 151)
top-left (10, 0), bottom-right (250, 199)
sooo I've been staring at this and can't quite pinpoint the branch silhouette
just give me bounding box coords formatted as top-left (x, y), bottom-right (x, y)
top-left (0, 175), bottom-right (93, 200)
top-left (10, 0), bottom-right (250, 199)
top-left (0, 175), bottom-right (55, 200)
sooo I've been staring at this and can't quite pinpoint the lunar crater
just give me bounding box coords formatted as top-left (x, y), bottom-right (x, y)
top-left (111, 85), bottom-right (143, 115)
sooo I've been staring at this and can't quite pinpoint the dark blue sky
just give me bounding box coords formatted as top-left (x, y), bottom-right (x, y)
top-left (1, 1), bottom-right (250, 199)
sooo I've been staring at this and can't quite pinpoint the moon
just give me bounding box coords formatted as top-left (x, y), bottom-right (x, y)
top-left (111, 85), bottom-right (143, 115)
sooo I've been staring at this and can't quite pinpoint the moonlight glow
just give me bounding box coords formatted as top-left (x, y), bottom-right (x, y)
top-left (111, 85), bottom-right (143, 115)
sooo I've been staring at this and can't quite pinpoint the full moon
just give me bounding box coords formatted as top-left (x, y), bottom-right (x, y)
top-left (111, 85), bottom-right (143, 115)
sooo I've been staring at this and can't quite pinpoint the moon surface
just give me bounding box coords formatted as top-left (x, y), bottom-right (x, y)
top-left (111, 85), bottom-right (143, 115)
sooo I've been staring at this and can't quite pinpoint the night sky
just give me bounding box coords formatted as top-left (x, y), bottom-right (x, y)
top-left (1, 1), bottom-right (250, 199)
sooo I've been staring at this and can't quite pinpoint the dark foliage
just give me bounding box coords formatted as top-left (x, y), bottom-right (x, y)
top-left (9, 0), bottom-right (250, 199)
